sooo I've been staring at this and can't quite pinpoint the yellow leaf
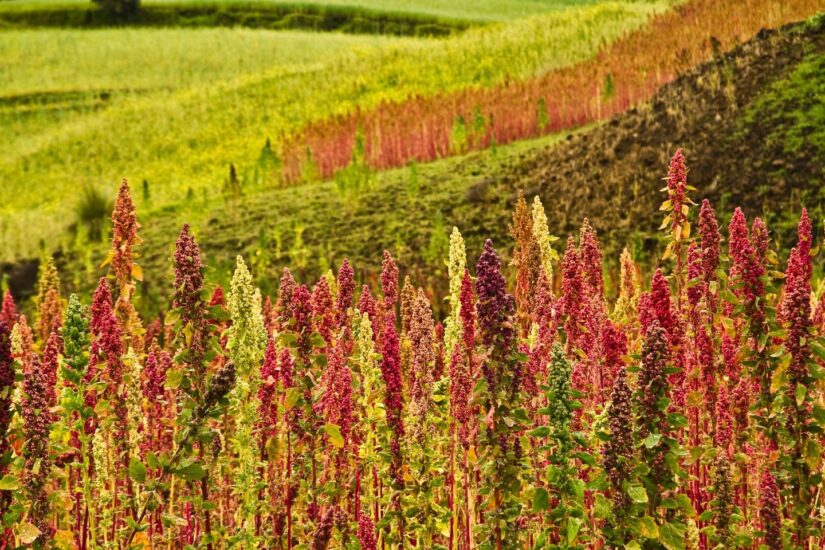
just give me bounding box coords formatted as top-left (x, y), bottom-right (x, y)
top-left (18, 522), bottom-right (41, 544)
top-left (131, 263), bottom-right (144, 282)
top-left (466, 447), bottom-right (478, 465)
top-left (53, 529), bottom-right (77, 550)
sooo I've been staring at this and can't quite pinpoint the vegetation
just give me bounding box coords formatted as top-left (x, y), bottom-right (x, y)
top-left (0, 1), bottom-right (673, 262)
top-left (2, 152), bottom-right (825, 548)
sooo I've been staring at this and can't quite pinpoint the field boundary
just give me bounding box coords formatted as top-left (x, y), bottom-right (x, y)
top-left (0, 2), bottom-right (472, 35)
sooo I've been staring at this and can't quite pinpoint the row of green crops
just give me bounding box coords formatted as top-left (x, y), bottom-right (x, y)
top-left (2, 150), bottom-right (825, 548)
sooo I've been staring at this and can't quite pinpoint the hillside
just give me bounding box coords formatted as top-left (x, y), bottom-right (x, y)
top-left (0, 1), bottom-right (674, 262)
top-left (118, 12), bottom-right (825, 305)
top-left (4, 7), bottom-right (825, 307)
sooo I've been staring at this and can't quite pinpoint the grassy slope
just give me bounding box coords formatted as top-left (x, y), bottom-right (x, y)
top-left (0, 1), bottom-right (671, 261)
top-left (82, 14), bottom-right (825, 309)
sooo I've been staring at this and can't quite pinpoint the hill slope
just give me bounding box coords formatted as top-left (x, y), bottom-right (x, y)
top-left (6, 11), bottom-right (825, 305)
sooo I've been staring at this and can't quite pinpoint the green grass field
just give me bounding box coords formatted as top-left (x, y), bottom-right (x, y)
top-left (0, 0), bottom-right (672, 263)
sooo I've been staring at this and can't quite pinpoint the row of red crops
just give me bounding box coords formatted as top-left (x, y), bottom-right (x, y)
top-left (278, 0), bottom-right (824, 184)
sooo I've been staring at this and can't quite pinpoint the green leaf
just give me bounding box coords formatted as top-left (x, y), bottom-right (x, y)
top-left (627, 485), bottom-right (648, 504)
top-left (810, 340), bottom-right (825, 361)
top-left (594, 493), bottom-right (611, 520)
top-left (796, 384), bottom-right (807, 407)
top-left (129, 458), bottom-right (147, 484)
top-left (566, 517), bottom-right (582, 544)
top-left (804, 439), bottom-right (821, 470)
top-left (532, 487), bottom-right (549, 512)
top-left (0, 475), bottom-right (19, 491)
top-left (660, 521), bottom-right (687, 550)
top-left (174, 462), bottom-right (205, 481)
top-left (643, 433), bottom-right (662, 449)
top-left (284, 387), bottom-right (301, 412)
top-left (325, 423), bottom-right (344, 449)
top-left (528, 426), bottom-right (550, 438)
top-left (165, 368), bottom-right (184, 390)
top-left (638, 516), bottom-right (659, 539)
top-left (625, 542), bottom-right (642, 550)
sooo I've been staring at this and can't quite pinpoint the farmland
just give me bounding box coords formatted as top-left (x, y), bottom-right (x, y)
top-left (1, 1), bottom-right (673, 262)
top-left (2, 0), bottom-right (825, 547)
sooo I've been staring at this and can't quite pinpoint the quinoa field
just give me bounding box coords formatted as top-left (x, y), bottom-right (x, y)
top-left (2, 0), bottom-right (825, 548)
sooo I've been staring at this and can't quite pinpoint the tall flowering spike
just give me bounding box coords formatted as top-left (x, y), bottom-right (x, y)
top-left (263, 296), bottom-right (276, 336)
top-left (258, 338), bottom-right (279, 437)
top-left (649, 269), bottom-right (675, 335)
top-left (698, 199), bottom-right (721, 280)
top-left (42, 331), bottom-right (60, 408)
top-left (380, 250), bottom-right (399, 319)
top-left (11, 314), bottom-right (34, 373)
top-left (728, 207), bottom-right (750, 267)
top-left (759, 469), bottom-right (782, 549)
top-left (0, 289), bottom-right (17, 328)
top-left (357, 284), bottom-right (380, 341)
top-left (400, 276), bottom-right (416, 335)
top-left (782, 245), bottom-right (812, 386)
top-left (476, 240), bottom-right (515, 350)
top-left (35, 257), bottom-right (63, 342)
top-left (173, 224), bottom-right (205, 323)
top-left (323, 339), bottom-right (354, 445)
top-left (613, 248), bottom-right (640, 325)
top-left (510, 193), bottom-right (541, 330)
top-left (635, 320), bottom-right (670, 438)
top-left (561, 236), bottom-right (583, 348)
top-left (686, 242), bottom-right (704, 308)
top-left (292, 284), bottom-right (313, 365)
top-left (228, 256), bottom-right (268, 373)
top-left (448, 227), bottom-right (467, 307)
top-left (663, 148), bottom-right (690, 254)
top-left (697, 326), bottom-right (716, 417)
top-left (603, 366), bottom-right (634, 514)
top-left (276, 267), bottom-right (296, 328)
top-left (751, 217), bottom-right (770, 266)
top-left (336, 258), bottom-right (355, 328)
top-left (357, 512), bottom-right (378, 550)
top-left (111, 178), bottom-right (141, 287)
top-left (459, 270), bottom-right (476, 352)
top-left (634, 320), bottom-right (671, 491)
top-left (90, 278), bottom-right (123, 388)
top-left (90, 277), bottom-right (114, 337)
top-left (561, 235), bottom-right (582, 316)
top-left (711, 454), bottom-right (734, 546)
top-left (449, 344), bottom-right (472, 448)
top-left (714, 384), bottom-right (733, 454)
top-left (579, 218), bottom-right (604, 298)
top-left (143, 348), bottom-right (168, 402)
top-left (408, 288), bottom-right (434, 443)
top-left (22, 355), bottom-right (52, 541)
top-left (227, 255), bottom-right (267, 540)
top-left (0, 321), bottom-right (13, 517)
top-left (311, 276), bottom-right (335, 346)
top-left (379, 315), bottom-right (404, 483)
top-left (444, 227), bottom-right (467, 358)
top-left (531, 196), bottom-right (555, 282)
top-left (475, 240), bottom-right (523, 548)
top-left (795, 208), bottom-right (812, 280)
top-left (602, 320), bottom-right (627, 391)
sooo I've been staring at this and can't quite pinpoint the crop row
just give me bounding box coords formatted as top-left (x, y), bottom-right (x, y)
top-left (280, 0), bottom-right (824, 182)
